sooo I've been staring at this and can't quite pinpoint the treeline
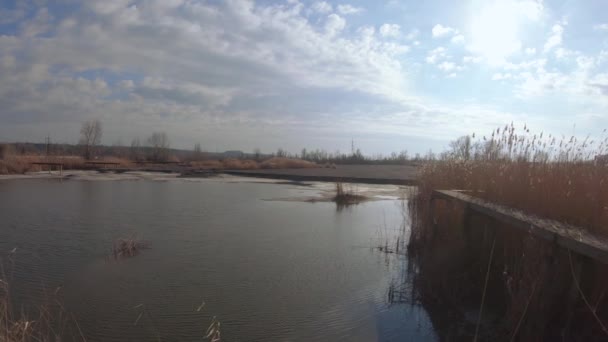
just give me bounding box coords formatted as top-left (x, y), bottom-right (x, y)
top-left (270, 147), bottom-right (432, 165)
top-left (1, 119), bottom-right (432, 165)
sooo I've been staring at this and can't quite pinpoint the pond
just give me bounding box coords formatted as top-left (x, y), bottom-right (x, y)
top-left (0, 175), bottom-right (437, 341)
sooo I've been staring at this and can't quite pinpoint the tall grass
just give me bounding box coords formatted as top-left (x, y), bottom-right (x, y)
top-left (408, 124), bottom-right (608, 340)
top-left (416, 124), bottom-right (608, 235)
top-left (332, 182), bottom-right (366, 206)
top-left (112, 237), bottom-right (149, 259)
top-left (0, 155), bottom-right (134, 175)
top-left (0, 253), bottom-right (85, 342)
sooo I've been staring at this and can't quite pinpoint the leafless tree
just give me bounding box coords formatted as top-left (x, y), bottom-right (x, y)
top-left (191, 143), bottom-right (206, 161)
top-left (80, 120), bottom-right (102, 160)
top-left (449, 135), bottom-right (472, 161)
top-left (276, 148), bottom-right (287, 158)
top-left (147, 132), bottom-right (170, 162)
top-left (130, 138), bottom-right (143, 161)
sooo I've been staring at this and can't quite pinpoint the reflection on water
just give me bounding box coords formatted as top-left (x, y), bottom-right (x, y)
top-left (0, 177), bottom-right (437, 341)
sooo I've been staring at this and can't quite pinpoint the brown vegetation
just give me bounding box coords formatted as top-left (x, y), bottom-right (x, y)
top-left (1, 253), bottom-right (85, 342)
top-left (0, 155), bottom-right (134, 175)
top-left (332, 182), bottom-right (367, 206)
top-left (408, 124), bottom-right (608, 340)
top-left (259, 157), bottom-right (316, 169)
top-left (187, 157), bottom-right (317, 170)
top-left (112, 237), bottom-right (149, 259)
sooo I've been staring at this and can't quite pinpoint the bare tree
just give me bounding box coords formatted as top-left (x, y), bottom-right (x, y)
top-left (276, 148), bottom-right (287, 158)
top-left (449, 135), bottom-right (472, 161)
top-left (147, 132), bottom-right (170, 162)
top-left (130, 138), bottom-right (142, 161)
top-left (192, 143), bottom-right (204, 161)
top-left (253, 148), bottom-right (262, 161)
top-left (80, 120), bottom-right (102, 160)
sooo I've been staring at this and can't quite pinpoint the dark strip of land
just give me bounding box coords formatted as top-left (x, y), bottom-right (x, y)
top-left (223, 165), bottom-right (419, 185)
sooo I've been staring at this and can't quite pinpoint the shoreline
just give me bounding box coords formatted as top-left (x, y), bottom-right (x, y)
top-left (223, 170), bottom-right (417, 185)
top-left (1, 164), bottom-right (419, 186)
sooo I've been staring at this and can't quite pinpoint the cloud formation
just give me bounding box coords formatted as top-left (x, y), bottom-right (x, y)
top-left (431, 24), bottom-right (455, 38)
top-left (0, 0), bottom-right (607, 154)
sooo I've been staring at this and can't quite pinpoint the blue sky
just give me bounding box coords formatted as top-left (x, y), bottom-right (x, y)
top-left (0, 0), bottom-right (607, 155)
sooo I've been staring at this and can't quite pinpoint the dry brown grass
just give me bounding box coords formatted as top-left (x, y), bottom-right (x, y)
top-left (0, 158), bottom-right (40, 175)
top-left (112, 237), bottom-right (149, 259)
top-left (332, 182), bottom-right (366, 205)
top-left (1, 253), bottom-right (85, 342)
top-left (188, 157), bottom-right (316, 170)
top-left (0, 155), bottom-right (134, 175)
top-left (416, 124), bottom-right (608, 235)
top-left (259, 157), bottom-right (317, 169)
top-left (408, 124), bottom-right (608, 340)
top-left (221, 158), bottom-right (260, 169)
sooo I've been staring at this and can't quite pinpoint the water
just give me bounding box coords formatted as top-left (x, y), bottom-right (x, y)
top-left (0, 176), bottom-right (437, 341)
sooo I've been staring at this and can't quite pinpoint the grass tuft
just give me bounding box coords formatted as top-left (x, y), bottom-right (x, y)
top-left (331, 182), bottom-right (368, 208)
top-left (112, 237), bottom-right (149, 259)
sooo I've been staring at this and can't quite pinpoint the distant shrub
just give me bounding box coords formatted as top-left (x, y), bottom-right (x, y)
top-left (259, 157), bottom-right (317, 169)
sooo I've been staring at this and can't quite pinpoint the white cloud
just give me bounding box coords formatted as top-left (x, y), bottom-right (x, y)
top-left (594, 24), bottom-right (608, 31)
top-left (3, 0), bottom-right (607, 152)
top-left (426, 47), bottom-right (447, 64)
top-left (337, 4), bottom-right (363, 15)
top-left (405, 29), bottom-right (419, 40)
top-left (438, 61), bottom-right (456, 71)
top-left (0, 0), bottom-right (414, 138)
top-left (432, 24), bottom-right (456, 38)
top-left (20, 8), bottom-right (52, 38)
top-left (325, 13), bottom-right (346, 36)
top-left (468, 0), bottom-right (543, 64)
top-left (311, 1), bottom-right (332, 14)
top-left (463, 55), bottom-right (483, 64)
top-left (555, 47), bottom-right (574, 59)
top-left (379, 23), bottom-right (400, 38)
top-left (451, 34), bottom-right (465, 44)
top-left (544, 24), bottom-right (564, 53)
top-left (492, 73), bottom-right (513, 80)
top-left (589, 73), bottom-right (608, 96)
top-left (517, 0), bottom-right (544, 21)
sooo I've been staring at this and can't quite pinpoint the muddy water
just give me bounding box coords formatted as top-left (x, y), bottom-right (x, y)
top-left (0, 175), bottom-right (436, 341)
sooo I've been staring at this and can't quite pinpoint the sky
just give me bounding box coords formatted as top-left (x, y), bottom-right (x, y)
top-left (0, 0), bottom-right (607, 155)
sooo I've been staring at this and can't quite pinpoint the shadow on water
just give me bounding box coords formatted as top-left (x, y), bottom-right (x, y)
top-left (370, 197), bottom-right (500, 342)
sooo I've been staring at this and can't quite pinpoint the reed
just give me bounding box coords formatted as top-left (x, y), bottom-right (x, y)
top-left (0, 253), bottom-right (85, 342)
top-left (408, 124), bottom-right (608, 340)
top-left (0, 155), bottom-right (134, 175)
top-left (112, 237), bottom-right (149, 259)
top-left (332, 182), bottom-right (366, 205)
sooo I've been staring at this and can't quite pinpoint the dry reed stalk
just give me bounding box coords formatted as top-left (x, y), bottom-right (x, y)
top-left (112, 236), bottom-right (149, 259)
top-left (332, 182), bottom-right (366, 205)
top-left (1, 253), bottom-right (84, 342)
top-left (204, 316), bottom-right (221, 342)
top-left (408, 123), bottom-right (608, 340)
